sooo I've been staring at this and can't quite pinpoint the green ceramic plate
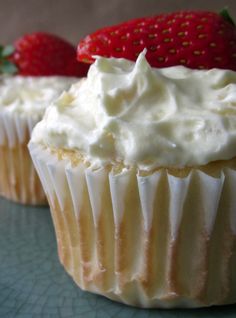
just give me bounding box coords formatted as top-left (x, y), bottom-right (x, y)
top-left (0, 197), bottom-right (235, 318)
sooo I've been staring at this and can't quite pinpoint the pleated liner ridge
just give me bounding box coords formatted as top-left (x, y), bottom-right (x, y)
top-left (28, 142), bottom-right (236, 308)
top-left (0, 112), bottom-right (47, 205)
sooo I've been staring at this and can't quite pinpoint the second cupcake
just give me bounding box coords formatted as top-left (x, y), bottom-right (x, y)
top-left (0, 32), bottom-right (88, 205)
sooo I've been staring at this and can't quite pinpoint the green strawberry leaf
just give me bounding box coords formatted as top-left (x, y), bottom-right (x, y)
top-left (220, 8), bottom-right (235, 26)
top-left (1, 45), bottom-right (15, 57)
top-left (0, 60), bottom-right (18, 74)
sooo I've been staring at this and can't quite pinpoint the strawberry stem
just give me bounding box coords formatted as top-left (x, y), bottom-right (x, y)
top-left (219, 8), bottom-right (235, 26)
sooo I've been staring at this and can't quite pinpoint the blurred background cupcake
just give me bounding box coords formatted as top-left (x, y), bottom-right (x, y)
top-left (0, 32), bottom-right (87, 205)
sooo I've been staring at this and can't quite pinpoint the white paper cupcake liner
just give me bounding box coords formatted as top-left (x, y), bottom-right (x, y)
top-left (0, 111), bottom-right (47, 205)
top-left (28, 142), bottom-right (236, 308)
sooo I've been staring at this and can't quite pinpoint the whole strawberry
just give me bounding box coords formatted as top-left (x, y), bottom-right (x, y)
top-left (77, 9), bottom-right (236, 71)
top-left (0, 32), bottom-right (89, 77)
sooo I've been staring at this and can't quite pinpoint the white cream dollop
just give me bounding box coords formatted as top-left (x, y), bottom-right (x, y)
top-left (31, 52), bottom-right (236, 169)
top-left (0, 76), bottom-right (77, 118)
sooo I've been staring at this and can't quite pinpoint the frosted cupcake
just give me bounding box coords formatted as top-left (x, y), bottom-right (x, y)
top-left (29, 52), bottom-right (236, 308)
top-left (0, 76), bottom-right (77, 204)
top-left (0, 32), bottom-right (87, 204)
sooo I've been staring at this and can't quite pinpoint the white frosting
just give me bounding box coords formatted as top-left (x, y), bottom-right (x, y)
top-left (31, 52), bottom-right (236, 169)
top-left (0, 76), bottom-right (77, 118)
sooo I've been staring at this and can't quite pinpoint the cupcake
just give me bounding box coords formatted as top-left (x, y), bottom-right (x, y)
top-left (29, 11), bottom-right (236, 308)
top-left (0, 32), bottom-right (88, 205)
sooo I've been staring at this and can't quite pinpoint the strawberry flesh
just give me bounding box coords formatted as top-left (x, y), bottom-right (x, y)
top-left (77, 11), bottom-right (236, 71)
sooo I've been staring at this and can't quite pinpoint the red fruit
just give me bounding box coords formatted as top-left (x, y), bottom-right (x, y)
top-left (77, 10), bottom-right (236, 71)
top-left (12, 32), bottom-right (88, 76)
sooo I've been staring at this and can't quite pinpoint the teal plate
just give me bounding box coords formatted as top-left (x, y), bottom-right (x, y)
top-left (0, 197), bottom-right (235, 318)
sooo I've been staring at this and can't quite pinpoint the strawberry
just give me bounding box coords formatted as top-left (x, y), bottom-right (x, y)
top-left (0, 32), bottom-right (89, 77)
top-left (77, 9), bottom-right (236, 71)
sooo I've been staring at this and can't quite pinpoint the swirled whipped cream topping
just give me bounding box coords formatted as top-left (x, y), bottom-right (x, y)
top-left (32, 52), bottom-right (236, 169)
top-left (0, 76), bottom-right (77, 118)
